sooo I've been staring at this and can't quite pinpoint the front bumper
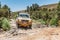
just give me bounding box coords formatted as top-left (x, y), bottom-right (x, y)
top-left (16, 21), bottom-right (32, 27)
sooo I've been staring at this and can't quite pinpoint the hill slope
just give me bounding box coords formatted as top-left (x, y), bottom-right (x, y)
top-left (18, 3), bottom-right (58, 13)
top-left (40, 3), bottom-right (58, 9)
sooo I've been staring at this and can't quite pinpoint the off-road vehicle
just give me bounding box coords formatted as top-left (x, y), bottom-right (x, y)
top-left (16, 13), bottom-right (32, 29)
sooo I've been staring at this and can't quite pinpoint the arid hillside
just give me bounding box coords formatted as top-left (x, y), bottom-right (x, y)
top-left (40, 3), bottom-right (58, 9)
top-left (18, 3), bottom-right (58, 13)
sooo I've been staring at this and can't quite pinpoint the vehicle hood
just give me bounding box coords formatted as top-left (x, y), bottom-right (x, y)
top-left (17, 17), bottom-right (31, 20)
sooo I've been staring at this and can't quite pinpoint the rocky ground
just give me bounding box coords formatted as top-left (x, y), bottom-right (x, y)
top-left (0, 19), bottom-right (60, 40)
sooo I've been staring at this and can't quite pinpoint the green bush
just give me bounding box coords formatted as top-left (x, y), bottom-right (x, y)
top-left (1, 17), bottom-right (10, 31)
top-left (49, 18), bottom-right (57, 26)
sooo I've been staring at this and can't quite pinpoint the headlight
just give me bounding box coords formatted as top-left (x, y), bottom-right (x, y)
top-left (18, 19), bottom-right (21, 22)
top-left (29, 20), bottom-right (32, 22)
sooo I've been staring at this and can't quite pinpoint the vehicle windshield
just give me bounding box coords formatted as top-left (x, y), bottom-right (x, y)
top-left (19, 14), bottom-right (29, 18)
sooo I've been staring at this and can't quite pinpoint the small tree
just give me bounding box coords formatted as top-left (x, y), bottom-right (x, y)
top-left (1, 5), bottom-right (11, 18)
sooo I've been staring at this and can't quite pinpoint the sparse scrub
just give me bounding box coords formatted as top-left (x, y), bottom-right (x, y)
top-left (0, 2), bottom-right (11, 31)
top-left (26, 1), bottom-right (60, 26)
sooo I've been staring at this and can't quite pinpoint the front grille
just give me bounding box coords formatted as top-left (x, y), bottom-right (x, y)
top-left (22, 20), bottom-right (28, 22)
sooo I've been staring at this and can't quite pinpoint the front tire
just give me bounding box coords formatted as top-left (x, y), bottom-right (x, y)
top-left (28, 25), bottom-right (32, 29)
top-left (17, 24), bottom-right (20, 28)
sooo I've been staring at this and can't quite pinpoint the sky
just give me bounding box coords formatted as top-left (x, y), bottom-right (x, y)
top-left (0, 0), bottom-right (59, 12)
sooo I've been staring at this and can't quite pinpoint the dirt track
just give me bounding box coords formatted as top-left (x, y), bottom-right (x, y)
top-left (0, 19), bottom-right (60, 40)
top-left (0, 27), bottom-right (60, 40)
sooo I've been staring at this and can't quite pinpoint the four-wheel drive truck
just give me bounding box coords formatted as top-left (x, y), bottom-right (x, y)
top-left (16, 13), bottom-right (32, 28)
